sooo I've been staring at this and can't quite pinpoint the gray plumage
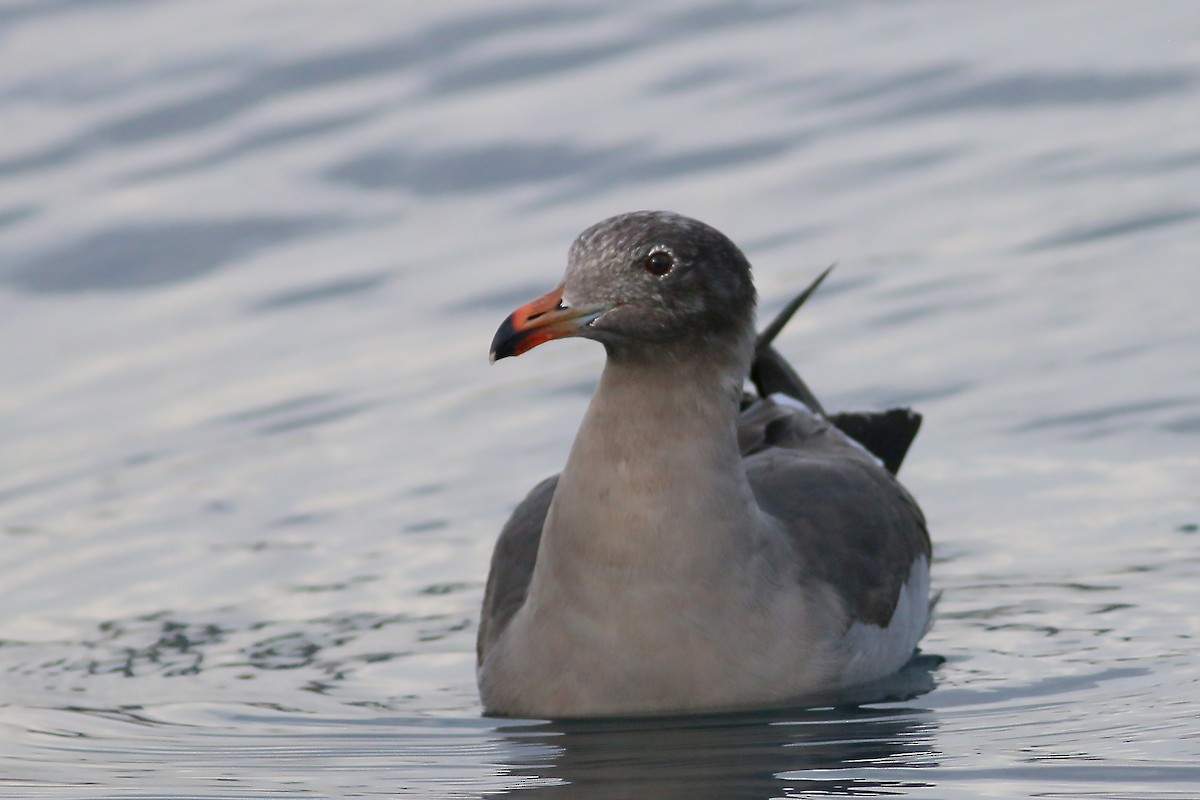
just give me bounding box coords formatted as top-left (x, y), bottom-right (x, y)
top-left (480, 211), bottom-right (932, 718)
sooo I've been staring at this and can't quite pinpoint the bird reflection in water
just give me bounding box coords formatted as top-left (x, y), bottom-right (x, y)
top-left (489, 654), bottom-right (942, 799)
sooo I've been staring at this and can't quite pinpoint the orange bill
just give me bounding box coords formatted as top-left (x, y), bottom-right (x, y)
top-left (489, 284), bottom-right (606, 362)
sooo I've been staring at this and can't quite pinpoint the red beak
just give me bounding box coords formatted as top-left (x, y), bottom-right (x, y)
top-left (489, 284), bottom-right (606, 363)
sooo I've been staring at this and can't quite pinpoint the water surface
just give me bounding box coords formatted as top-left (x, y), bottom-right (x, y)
top-left (2, 1), bottom-right (1198, 797)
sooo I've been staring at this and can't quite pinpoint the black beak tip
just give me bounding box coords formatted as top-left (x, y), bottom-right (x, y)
top-left (489, 314), bottom-right (518, 363)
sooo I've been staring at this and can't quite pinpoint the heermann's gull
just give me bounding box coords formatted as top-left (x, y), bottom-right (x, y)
top-left (480, 211), bottom-right (933, 718)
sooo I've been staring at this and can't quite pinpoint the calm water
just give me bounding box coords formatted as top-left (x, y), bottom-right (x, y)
top-left (2, 1), bottom-right (1199, 797)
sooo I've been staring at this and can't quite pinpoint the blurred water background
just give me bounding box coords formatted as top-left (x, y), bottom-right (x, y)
top-left (2, 1), bottom-right (1199, 797)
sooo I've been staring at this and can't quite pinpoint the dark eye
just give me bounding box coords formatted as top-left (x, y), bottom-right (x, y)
top-left (643, 250), bottom-right (674, 276)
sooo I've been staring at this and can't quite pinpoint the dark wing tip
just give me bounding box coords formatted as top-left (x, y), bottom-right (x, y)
top-left (749, 265), bottom-right (836, 413)
top-left (749, 346), bottom-right (825, 416)
top-left (748, 265), bottom-right (924, 473)
top-left (754, 263), bottom-right (836, 358)
top-left (827, 408), bottom-right (923, 475)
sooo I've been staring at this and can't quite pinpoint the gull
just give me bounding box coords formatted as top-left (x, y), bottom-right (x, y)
top-left (479, 211), bottom-right (933, 718)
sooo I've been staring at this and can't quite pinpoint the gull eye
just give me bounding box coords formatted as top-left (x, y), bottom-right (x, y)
top-left (643, 250), bottom-right (674, 277)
